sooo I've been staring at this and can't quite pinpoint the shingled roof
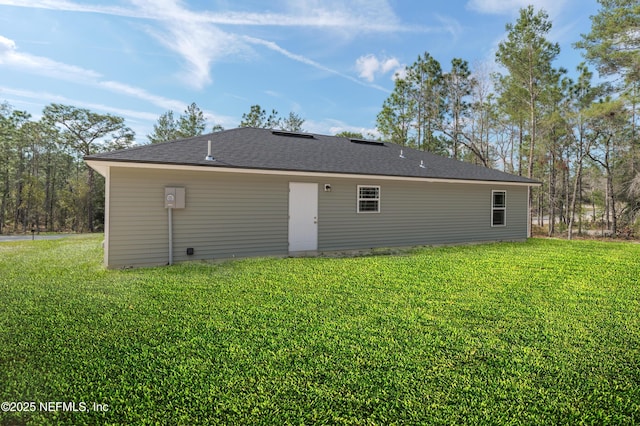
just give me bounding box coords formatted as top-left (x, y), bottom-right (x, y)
top-left (85, 127), bottom-right (538, 184)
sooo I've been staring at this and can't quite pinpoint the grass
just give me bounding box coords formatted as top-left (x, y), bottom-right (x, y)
top-left (1, 235), bottom-right (639, 425)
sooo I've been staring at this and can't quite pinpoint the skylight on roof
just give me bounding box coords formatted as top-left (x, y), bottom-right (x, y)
top-left (349, 138), bottom-right (385, 146)
top-left (272, 130), bottom-right (315, 139)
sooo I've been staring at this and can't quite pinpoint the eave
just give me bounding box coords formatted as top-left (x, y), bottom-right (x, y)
top-left (85, 159), bottom-right (542, 187)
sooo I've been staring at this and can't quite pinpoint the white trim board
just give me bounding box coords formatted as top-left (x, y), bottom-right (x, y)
top-left (86, 160), bottom-right (541, 187)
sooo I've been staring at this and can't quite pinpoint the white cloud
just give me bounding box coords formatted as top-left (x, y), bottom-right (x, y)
top-left (128, 0), bottom-right (253, 89)
top-left (0, 35), bottom-right (101, 82)
top-left (434, 14), bottom-right (464, 40)
top-left (0, 35), bottom-right (227, 121)
top-left (466, 0), bottom-right (568, 16)
top-left (0, 86), bottom-right (158, 121)
top-left (0, 35), bottom-right (16, 52)
top-left (355, 54), bottom-right (403, 82)
top-left (355, 55), bottom-right (380, 82)
top-left (98, 81), bottom-right (186, 112)
top-left (128, 0), bottom-right (416, 89)
top-left (0, 0), bottom-right (139, 17)
top-left (143, 24), bottom-right (240, 89)
top-left (0, 0), bottom-right (427, 91)
top-left (0, 85), bottom-right (237, 139)
top-left (281, 0), bottom-right (411, 33)
top-left (243, 36), bottom-right (390, 93)
top-left (0, 0), bottom-right (422, 33)
top-left (381, 58), bottom-right (401, 74)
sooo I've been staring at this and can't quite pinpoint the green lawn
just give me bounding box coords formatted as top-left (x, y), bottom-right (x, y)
top-left (1, 235), bottom-right (639, 425)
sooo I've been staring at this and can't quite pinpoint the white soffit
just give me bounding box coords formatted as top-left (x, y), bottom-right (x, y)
top-left (85, 160), bottom-right (541, 187)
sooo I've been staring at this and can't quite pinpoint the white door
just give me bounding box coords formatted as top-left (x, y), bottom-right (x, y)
top-left (288, 182), bottom-right (318, 252)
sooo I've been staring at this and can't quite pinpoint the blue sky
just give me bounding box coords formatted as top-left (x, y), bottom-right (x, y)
top-left (0, 0), bottom-right (600, 143)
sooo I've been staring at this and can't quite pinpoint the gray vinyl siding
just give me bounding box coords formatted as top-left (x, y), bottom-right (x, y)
top-left (107, 167), bottom-right (289, 268)
top-left (316, 179), bottom-right (527, 251)
top-left (106, 166), bottom-right (529, 268)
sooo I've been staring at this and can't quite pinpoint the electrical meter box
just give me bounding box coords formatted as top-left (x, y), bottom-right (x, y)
top-left (164, 187), bottom-right (185, 209)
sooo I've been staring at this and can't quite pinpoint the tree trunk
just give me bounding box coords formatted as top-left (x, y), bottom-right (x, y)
top-left (0, 166), bottom-right (9, 234)
top-left (568, 155), bottom-right (585, 240)
top-left (607, 172), bottom-right (617, 234)
top-left (13, 149), bottom-right (24, 233)
top-left (548, 151), bottom-right (556, 237)
top-left (528, 95), bottom-right (536, 237)
top-left (577, 177), bottom-right (583, 235)
top-left (87, 167), bottom-right (95, 233)
top-left (518, 125), bottom-right (523, 177)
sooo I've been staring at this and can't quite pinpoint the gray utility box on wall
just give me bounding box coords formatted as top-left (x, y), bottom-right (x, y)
top-left (164, 187), bottom-right (185, 209)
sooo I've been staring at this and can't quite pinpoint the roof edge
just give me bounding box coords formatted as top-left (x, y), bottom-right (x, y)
top-left (85, 158), bottom-right (542, 186)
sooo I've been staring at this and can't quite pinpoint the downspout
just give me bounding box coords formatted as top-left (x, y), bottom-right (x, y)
top-left (104, 166), bottom-right (110, 268)
top-left (528, 185), bottom-right (532, 238)
top-left (168, 206), bottom-right (173, 265)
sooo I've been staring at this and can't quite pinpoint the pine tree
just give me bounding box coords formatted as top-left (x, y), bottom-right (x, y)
top-left (495, 5), bottom-right (561, 180)
top-left (177, 102), bottom-right (207, 138)
top-left (148, 111), bottom-right (178, 144)
top-left (239, 105), bottom-right (281, 129)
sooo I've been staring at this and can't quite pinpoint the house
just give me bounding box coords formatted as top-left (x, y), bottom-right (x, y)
top-left (85, 127), bottom-right (540, 269)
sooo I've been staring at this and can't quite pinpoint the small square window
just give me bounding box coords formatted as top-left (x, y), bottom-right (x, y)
top-left (358, 186), bottom-right (380, 213)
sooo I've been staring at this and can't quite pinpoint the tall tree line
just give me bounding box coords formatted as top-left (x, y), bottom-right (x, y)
top-left (0, 103), bottom-right (134, 234)
top-left (376, 1), bottom-right (639, 237)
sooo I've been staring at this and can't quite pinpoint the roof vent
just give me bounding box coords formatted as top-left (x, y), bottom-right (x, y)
top-left (205, 140), bottom-right (214, 161)
top-left (399, 149), bottom-right (405, 159)
top-left (349, 138), bottom-right (385, 146)
top-left (272, 130), bottom-right (315, 139)
top-left (419, 160), bottom-right (426, 169)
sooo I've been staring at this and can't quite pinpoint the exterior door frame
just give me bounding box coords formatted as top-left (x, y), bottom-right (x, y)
top-left (288, 182), bottom-right (318, 252)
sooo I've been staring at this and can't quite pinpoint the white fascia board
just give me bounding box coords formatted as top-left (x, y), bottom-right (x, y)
top-left (84, 160), bottom-right (541, 187)
top-left (86, 161), bottom-right (110, 177)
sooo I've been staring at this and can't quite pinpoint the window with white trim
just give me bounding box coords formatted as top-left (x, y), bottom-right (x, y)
top-left (492, 190), bottom-right (506, 226)
top-left (357, 185), bottom-right (380, 213)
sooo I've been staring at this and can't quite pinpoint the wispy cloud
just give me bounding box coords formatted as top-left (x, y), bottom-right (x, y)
top-left (0, 35), bottom-right (101, 82)
top-left (276, 0), bottom-right (421, 33)
top-left (242, 36), bottom-right (390, 93)
top-left (466, 0), bottom-right (569, 16)
top-left (434, 14), bottom-right (464, 40)
top-left (128, 0), bottom-right (251, 89)
top-left (0, 33), bottom-right (245, 130)
top-left (0, 34), bottom-right (188, 110)
top-left (0, 86), bottom-right (158, 121)
top-left (0, 0), bottom-right (420, 32)
top-left (0, 84), bottom-right (236, 138)
top-left (0, 0), bottom-right (426, 90)
top-left (0, 0), bottom-right (146, 18)
top-left (97, 81), bottom-right (186, 112)
top-left (129, 0), bottom-right (416, 90)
